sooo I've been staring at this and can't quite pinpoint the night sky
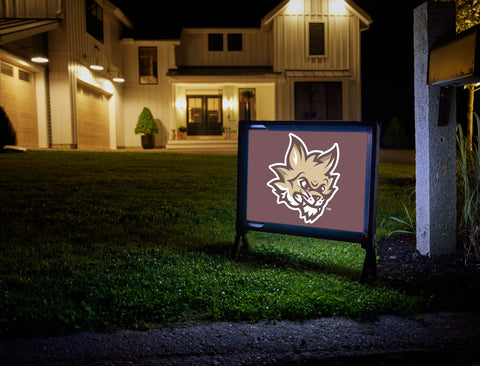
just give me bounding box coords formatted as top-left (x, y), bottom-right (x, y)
top-left (112, 0), bottom-right (442, 140)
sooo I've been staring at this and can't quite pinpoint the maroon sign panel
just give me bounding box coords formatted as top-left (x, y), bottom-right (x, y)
top-left (247, 130), bottom-right (369, 234)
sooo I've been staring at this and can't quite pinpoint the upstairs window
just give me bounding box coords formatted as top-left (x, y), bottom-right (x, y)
top-left (308, 22), bottom-right (325, 56)
top-left (227, 33), bottom-right (243, 51)
top-left (208, 34), bottom-right (223, 51)
top-left (138, 47), bottom-right (158, 84)
top-left (86, 0), bottom-right (103, 43)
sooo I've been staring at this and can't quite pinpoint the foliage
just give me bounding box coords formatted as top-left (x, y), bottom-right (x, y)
top-left (0, 152), bottom-right (420, 338)
top-left (433, 0), bottom-right (480, 32)
top-left (456, 116), bottom-right (480, 264)
top-left (134, 107), bottom-right (159, 135)
top-left (382, 116), bottom-right (409, 149)
top-left (0, 106), bottom-right (16, 148)
top-left (388, 187), bottom-right (416, 237)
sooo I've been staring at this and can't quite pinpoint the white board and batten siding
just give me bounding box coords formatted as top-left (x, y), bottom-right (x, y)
top-left (266, 0), bottom-right (368, 121)
top-left (120, 39), bottom-right (179, 148)
top-left (48, 0), bottom-right (126, 149)
top-left (176, 28), bottom-right (272, 67)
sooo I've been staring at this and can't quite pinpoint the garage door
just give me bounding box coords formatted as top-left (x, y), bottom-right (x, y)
top-left (0, 61), bottom-right (38, 148)
top-left (76, 83), bottom-right (110, 149)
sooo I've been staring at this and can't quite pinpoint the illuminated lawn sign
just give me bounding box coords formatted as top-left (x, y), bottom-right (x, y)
top-left (234, 121), bottom-right (379, 282)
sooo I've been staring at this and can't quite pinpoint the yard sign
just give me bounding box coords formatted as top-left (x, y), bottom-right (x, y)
top-left (233, 121), bottom-right (379, 282)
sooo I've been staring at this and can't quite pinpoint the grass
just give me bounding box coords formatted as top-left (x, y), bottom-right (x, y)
top-left (0, 151), bottom-right (417, 338)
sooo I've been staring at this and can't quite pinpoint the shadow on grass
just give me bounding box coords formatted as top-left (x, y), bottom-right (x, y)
top-left (194, 239), bottom-right (363, 282)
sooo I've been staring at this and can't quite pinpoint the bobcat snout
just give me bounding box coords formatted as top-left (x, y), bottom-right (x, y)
top-left (293, 191), bottom-right (324, 207)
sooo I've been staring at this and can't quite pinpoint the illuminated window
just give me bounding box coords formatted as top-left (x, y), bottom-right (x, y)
top-left (295, 82), bottom-right (342, 120)
top-left (309, 23), bottom-right (325, 56)
top-left (208, 34), bottom-right (223, 51)
top-left (86, 0), bottom-right (103, 42)
top-left (138, 47), bottom-right (158, 85)
top-left (228, 33), bottom-right (242, 51)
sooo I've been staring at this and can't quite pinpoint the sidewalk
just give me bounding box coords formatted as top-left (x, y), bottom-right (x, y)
top-left (1, 312), bottom-right (479, 365)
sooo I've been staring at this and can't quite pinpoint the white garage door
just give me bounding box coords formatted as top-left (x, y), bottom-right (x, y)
top-left (76, 83), bottom-right (110, 149)
top-left (0, 61), bottom-right (38, 148)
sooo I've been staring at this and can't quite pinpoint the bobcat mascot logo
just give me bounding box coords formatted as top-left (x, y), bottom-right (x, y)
top-left (267, 134), bottom-right (340, 224)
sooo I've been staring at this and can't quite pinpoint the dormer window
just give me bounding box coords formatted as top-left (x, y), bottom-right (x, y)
top-left (308, 22), bottom-right (325, 56)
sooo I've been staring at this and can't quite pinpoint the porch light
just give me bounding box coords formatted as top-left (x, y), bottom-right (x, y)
top-left (285, 0), bottom-right (303, 15)
top-left (113, 76), bottom-right (125, 83)
top-left (175, 98), bottom-right (186, 110)
top-left (331, 0), bottom-right (347, 15)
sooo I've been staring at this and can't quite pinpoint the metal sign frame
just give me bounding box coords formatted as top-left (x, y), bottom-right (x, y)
top-left (233, 121), bottom-right (380, 282)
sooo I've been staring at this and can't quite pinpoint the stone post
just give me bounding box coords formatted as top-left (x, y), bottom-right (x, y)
top-left (414, 1), bottom-right (457, 256)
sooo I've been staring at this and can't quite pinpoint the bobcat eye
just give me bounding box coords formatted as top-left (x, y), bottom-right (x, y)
top-left (320, 184), bottom-right (326, 193)
top-left (299, 178), bottom-right (310, 190)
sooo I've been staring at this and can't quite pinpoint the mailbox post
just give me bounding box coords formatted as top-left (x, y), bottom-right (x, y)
top-left (414, 1), bottom-right (457, 257)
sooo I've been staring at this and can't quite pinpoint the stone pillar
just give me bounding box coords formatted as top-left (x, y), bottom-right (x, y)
top-left (414, 1), bottom-right (457, 257)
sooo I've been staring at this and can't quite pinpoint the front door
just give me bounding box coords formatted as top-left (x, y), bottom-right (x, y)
top-left (187, 95), bottom-right (222, 136)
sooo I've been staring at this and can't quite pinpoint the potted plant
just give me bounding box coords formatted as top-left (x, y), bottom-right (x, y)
top-left (177, 126), bottom-right (188, 139)
top-left (134, 107), bottom-right (159, 149)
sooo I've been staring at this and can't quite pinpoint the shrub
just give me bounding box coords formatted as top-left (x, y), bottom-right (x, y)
top-left (382, 116), bottom-right (409, 149)
top-left (456, 114), bottom-right (480, 264)
top-left (134, 107), bottom-right (159, 135)
top-left (0, 106), bottom-right (16, 148)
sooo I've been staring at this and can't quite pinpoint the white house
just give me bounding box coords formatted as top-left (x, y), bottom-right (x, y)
top-left (0, 0), bottom-right (371, 150)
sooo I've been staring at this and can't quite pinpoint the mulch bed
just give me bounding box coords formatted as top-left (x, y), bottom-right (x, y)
top-left (376, 234), bottom-right (480, 311)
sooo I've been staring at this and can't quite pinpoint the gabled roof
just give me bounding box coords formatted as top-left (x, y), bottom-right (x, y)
top-left (262, 0), bottom-right (372, 30)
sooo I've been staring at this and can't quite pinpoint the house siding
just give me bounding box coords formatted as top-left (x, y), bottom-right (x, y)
top-left (120, 40), bottom-right (179, 147)
top-left (176, 28), bottom-right (272, 67)
top-left (269, 0), bottom-right (364, 121)
top-left (48, 0), bottom-right (126, 149)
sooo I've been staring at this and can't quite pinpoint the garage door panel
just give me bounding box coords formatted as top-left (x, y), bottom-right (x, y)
top-left (76, 84), bottom-right (109, 149)
top-left (0, 62), bottom-right (38, 147)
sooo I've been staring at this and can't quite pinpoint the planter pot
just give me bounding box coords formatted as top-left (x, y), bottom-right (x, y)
top-left (141, 134), bottom-right (155, 149)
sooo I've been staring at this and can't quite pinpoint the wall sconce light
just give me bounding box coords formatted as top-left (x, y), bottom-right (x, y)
top-left (108, 69), bottom-right (125, 83)
top-left (31, 56), bottom-right (49, 63)
top-left (175, 98), bottom-right (186, 110)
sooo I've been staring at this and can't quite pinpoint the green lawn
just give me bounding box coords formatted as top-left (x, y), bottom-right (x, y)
top-left (0, 151), bottom-right (417, 338)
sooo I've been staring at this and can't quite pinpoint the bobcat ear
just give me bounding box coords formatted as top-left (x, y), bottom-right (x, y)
top-left (287, 134), bottom-right (307, 168)
top-left (318, 143), bottom-right (339, 172)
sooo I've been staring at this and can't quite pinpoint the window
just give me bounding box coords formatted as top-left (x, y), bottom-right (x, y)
top-left (295, 82), bottom-right (342, 120)
top-left (309, 23), bottom-right (325, 56)
top-left (138, 47), bottom-right (158, 84)
top-left (228, 33), bottom-right (242, 51)
top-left (18, 69), bottom-right (31, 83)
top-left (208, 33), bottom-right (223, 51)
top-left (1, 62), bottom-right (13, 77)
top-left (86, 0), bottom-right (103, 42)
